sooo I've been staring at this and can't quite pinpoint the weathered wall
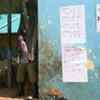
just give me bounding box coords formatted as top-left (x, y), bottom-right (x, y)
top-left (38, 0), bottom-right (100, 100)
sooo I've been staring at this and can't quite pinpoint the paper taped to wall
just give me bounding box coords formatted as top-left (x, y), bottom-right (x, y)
top-left (96, 4), bottom-right (100, 32)
top-left (62, 45), bottom-right (88, 82)
top-left (60, 5), bottom-right (86, 44)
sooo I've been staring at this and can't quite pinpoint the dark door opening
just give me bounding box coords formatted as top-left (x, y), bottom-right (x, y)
top-left (0, 0), bottom-right (38, 99)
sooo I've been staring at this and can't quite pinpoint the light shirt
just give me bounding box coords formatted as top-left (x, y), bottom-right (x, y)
top-left (20, 40), bottom-right (28, 52)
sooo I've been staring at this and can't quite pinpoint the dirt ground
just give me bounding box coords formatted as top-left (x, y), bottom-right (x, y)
top-left (0, 87), bottom-right (25, 100)
top-left (0, 87), bottom-right (37, 100)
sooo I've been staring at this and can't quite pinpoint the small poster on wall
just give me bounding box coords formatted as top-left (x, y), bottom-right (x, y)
top-left (96, 4), bottom-right (100, 32)
top-left (62, 45), bottom-right (88, 82)
top-left (60, 5), bottom-right (86, 44)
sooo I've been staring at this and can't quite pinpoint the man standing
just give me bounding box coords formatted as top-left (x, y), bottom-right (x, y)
top-left (12, 35), bottom-right (29, 97)
top-left (12, 35), bottom-right (38, 99)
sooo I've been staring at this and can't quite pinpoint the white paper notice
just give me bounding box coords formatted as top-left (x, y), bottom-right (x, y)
top-left (96, 4), bottom-right (100, 32)
top-left (62, 45), bottom-right (88, 82)
top-left (60, 5), bottom-right (86, 44)
top-left (62, 45), bottom-right (87, 63)
top-left (63, 63), bottom-right (88, 82)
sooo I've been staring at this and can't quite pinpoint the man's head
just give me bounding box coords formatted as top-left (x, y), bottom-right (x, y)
top-left (18, 35), bottom-right (23, 41)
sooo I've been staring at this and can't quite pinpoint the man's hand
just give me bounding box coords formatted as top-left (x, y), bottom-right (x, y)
top-left (29, 53), bottom-right (35, 62)
top-left (16, 56), bottom-right (20, 64)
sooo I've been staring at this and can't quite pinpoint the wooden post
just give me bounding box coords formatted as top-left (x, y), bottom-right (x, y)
top-left (7, 0), bottom-right (12, 88)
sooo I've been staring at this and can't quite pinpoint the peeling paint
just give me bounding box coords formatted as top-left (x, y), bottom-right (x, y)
top-left (48, 19), bottom-right (53, 25)
top-left (87, 59), bottom-right (94, 71)
top-left (88, 48), bottom-right (92, 53)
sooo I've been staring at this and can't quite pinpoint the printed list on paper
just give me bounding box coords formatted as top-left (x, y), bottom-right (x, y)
top-left (60, 5), bottom-right (86, 44)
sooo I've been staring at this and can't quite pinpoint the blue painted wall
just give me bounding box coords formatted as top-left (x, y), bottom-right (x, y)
top-left (38, 0), bottom-right (100, 100)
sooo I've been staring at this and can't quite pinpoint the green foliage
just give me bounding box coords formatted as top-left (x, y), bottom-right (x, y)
top-left (0, 59), bottom-right (8, 76)
top-left (0, 59), bottom-right (8, 88)
top-left (0, 57), bottom-right (16, 76)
